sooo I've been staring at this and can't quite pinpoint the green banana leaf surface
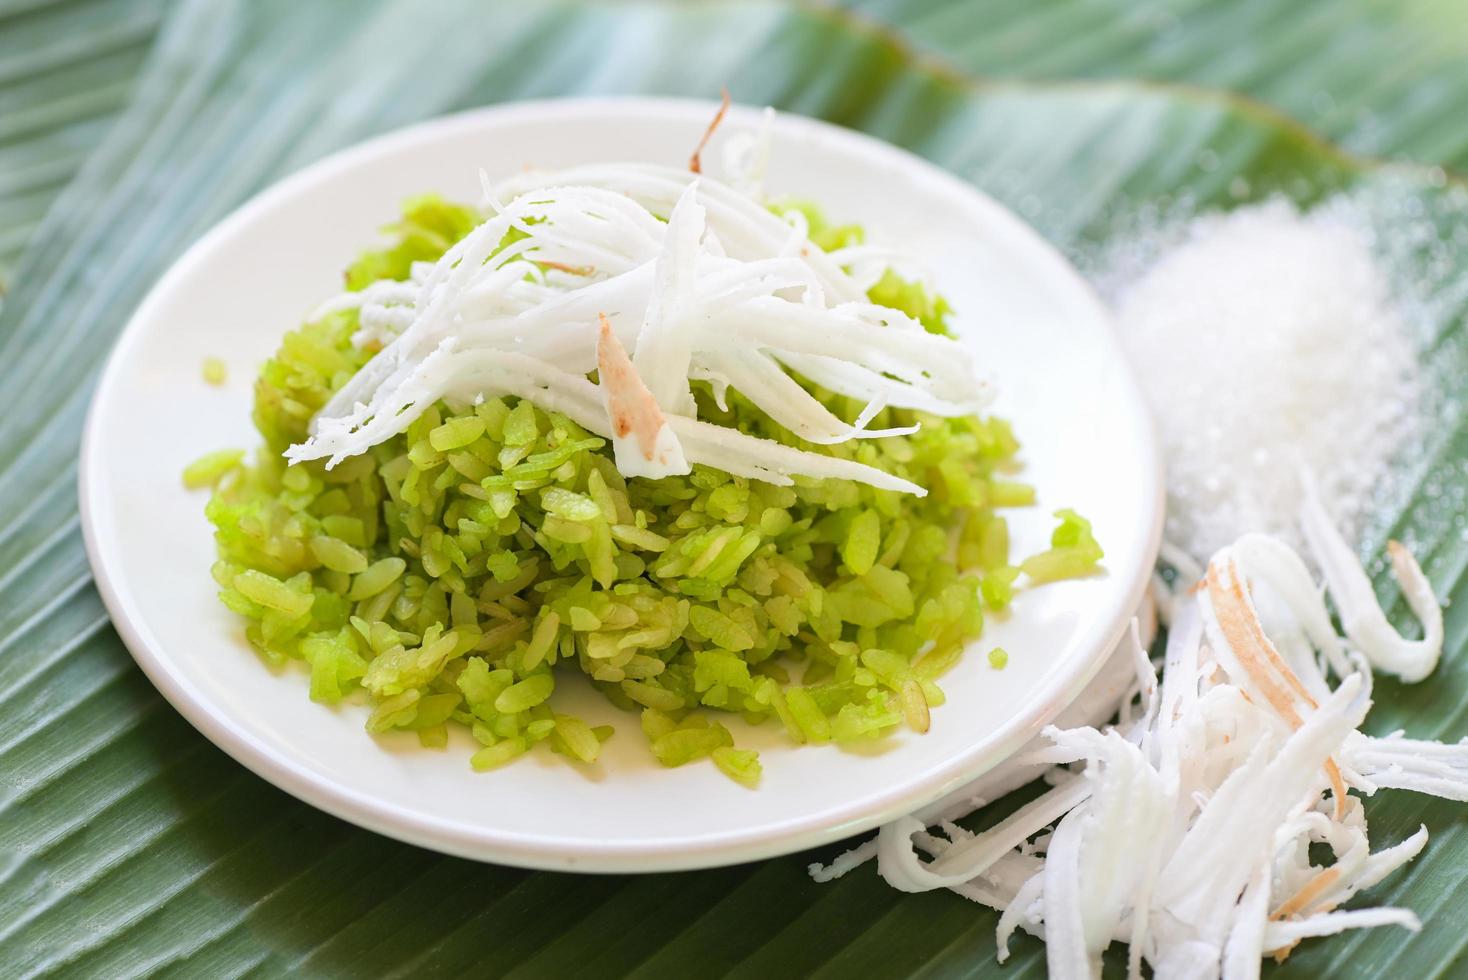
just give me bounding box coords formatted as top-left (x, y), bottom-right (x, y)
top-left (846, 0), bottom-right (1468, 171)
top-left (2, 1), bottom-right (1467, 977)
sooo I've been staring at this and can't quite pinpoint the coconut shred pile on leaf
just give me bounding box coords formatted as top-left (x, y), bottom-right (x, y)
top-left (813, 486), bottom-right (1462, 978)
top-left (289, 152), bottom-right (985, 494)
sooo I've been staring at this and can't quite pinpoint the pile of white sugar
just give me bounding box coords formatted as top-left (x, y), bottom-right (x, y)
top-left (1101, 199), bottom-right (1422, 561)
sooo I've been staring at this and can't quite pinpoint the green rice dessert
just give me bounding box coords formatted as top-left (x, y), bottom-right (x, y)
top-left (192, 160), bottom-right (1101, 786)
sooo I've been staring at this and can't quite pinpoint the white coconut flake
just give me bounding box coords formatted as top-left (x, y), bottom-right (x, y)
top-left (1299, 470), bottom-right (1444, 682)
top-left (631, 179), bottom-right (705, 419)
top-left (595, 314), bottom-right (688, 479)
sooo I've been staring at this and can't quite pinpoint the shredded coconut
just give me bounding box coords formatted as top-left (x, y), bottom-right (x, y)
top-left (1100, 200), bottom-right (1422, 562)
top-left (812, 491), bottom-right (1457, 977)
top-left (289, 157), bottom-right (988, 494)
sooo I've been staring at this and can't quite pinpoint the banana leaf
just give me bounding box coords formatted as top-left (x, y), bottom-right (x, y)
top-left (2, 1), bottom-right (1466, 977)
top-left (845, 0), bottom-right (1468, 171)
top-left (0, 0), bottom-right (169, 284)
top-left (8, 0), bottom-right (1468, 272)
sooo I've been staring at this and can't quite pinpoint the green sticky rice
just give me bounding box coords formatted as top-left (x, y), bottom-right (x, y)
top-left (196, 196), bottom-right (1102, 786)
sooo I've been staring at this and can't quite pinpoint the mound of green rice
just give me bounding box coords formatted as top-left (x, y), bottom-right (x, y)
top-left (190, 195), bottom-right (1102, 785)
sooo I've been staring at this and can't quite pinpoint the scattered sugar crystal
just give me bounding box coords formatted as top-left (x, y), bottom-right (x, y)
top-left (1097, 199), bottom-right (1423, 561)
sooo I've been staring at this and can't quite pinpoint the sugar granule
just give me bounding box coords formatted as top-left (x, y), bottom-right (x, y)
top-left (1101, 199), bottom-right (1422, 561)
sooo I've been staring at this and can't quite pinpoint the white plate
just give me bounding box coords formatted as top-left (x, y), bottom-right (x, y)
top-left (80, 97), bottom-right (1162, 872)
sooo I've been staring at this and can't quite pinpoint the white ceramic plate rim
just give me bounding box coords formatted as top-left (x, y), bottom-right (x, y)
top-left (80, 97), bottom-right (1162, 872)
